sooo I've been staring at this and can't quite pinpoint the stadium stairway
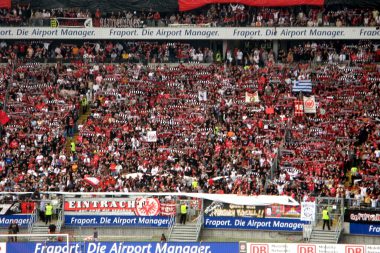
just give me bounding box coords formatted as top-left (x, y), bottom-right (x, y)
top-left (309, 229), bottom-right (341, 244)
top-left (168, 215), bottom-right (203, 242)
top-left (29, 209), bottom-right (64, 242)
top-left (29, 221), bottom-right (50, 241)
top-left (308, 215), bottom-right (343, 244)
top-left (65, 106), bottom-right (91, 154)
top-left (168, 223), bottom-right (200, 242)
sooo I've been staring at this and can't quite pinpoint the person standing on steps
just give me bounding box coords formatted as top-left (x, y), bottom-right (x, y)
top-left (8, 220), bottom-right (19, 242)
top-left (180, 202), bottom-right (188, 225)
top-left (45, 202), bottom-right (53, 225)
top-left (322, 206), bottom-right (331, 230)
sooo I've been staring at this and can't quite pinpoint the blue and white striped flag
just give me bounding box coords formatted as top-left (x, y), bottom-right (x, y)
top-left (292, 80), bottom-right (312, 93)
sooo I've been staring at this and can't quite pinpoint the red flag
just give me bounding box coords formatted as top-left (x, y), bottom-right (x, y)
top-left (0, 0), bottom-right (10, 9)
top-left (0, 110), bottom-right (10, 125)
top-left (84, 176), bottom-right (100, 187)
top-left (265, 107), bottom-right (274, 114)
top-left (294, 100), bottom-right (304, 117)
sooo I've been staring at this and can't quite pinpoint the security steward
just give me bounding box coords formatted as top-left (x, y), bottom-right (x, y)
top-left (180, 202), bottom-right (188, 225)
top-left (322, 206), bottom-right (331, 230)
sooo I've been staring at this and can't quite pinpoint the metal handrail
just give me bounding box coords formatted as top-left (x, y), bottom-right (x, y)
top-left (195, 213), bottom-right (203, 242)
top-left (167, 214), bottom-right (176, 241)
top-left (27, 207), bottom-right (38, 234)
top-left (56, 209), bottom-right (63, 233)
top-left (302, 223), bottom-right (313, 241)
top-left (334, 213), bottom-right (344, 243)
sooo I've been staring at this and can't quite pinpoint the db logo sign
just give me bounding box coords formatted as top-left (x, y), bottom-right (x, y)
top-left (345, 246), bottom-right (365, 253)
top-left (249, 244), bottom-right (268, 253)
top-left (0, 242), bottom-right (6, 253)
top-left (298, 245), bottom-right (316, 253)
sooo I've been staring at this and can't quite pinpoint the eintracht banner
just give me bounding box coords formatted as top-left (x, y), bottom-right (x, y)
top-left (303, 96), bottom-right (317, 114)
top-left (300, 202), bottom-right (316, 222)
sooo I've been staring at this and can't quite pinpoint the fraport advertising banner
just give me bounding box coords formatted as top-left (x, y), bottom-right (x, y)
top-left (6, 242), bottom-right (238, 253)
top-left (64, 215), bottom-right (170, 227)
top-left (0, 214), bottom-right (31, 227)
top-left (204, 216), bottom-right (307, 231)
top-left (350, 223), bottom-right (380, 236)
top-left (0, 27), bottom-right (379, 40)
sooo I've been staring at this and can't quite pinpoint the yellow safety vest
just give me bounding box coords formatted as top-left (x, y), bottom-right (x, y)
top-left (180, 205), bottom-right (187, 214)
top-left (45, 205), bottom-right (53, 216)
top-left (192, 181), bottom-right (198, 189)
top-left (71, 142), bottom-right (76, 152)
top-left (322, 209), bottom-right (329, 220)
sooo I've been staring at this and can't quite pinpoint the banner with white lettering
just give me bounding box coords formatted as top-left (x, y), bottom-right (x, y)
top-left (64, 215), bottom-right (171, 227)
top-left (0, 214), bottom-right (31, 227)
top-left (0, 27), bottom-right (379, 40)
top-left (7, 242), bottom-right (238, 253)
top-left (204, 217), bottom-right (307, 231)
top-left (350, 223), bottom-right (380, 236)
top-left (204, 200), bottom-right (265, 218)
top-left (300, 202), bottom-right (316, 222)
top-left (64, 198), bottom-right (176, 216)
top-left (344, 209), bottom-right (380, 224)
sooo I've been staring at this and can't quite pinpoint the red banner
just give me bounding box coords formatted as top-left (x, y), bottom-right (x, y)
top-left (179, 0), bottom-right (324, 11)
top-left (0, 110), bottom-right (10, 126)
top-left (0, 0), bottom-right (10, 9)
top-left (64, 198), bottom-right (176, 216)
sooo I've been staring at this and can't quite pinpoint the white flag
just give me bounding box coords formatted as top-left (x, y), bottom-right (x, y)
top-left (146, 131), bottom-right (157, 142)
top-left (303, 96), bottom-right (316, 114)
top-left (301, 202), bottom-right (316, 221)
top-left (245, 91), bottom-right (260, 103)
top-left (198, 90), bottom-right (207, 101)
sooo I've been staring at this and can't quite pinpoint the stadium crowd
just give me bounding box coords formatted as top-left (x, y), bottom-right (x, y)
top-left (1, 40), bottom-right (379, 64)
top-left (0, 39), bottom-right (379, 207)
top-left (0, 4), bottom-right (379, 27)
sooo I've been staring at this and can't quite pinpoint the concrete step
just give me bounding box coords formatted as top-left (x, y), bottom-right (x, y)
top-left (172, 228), bottom-right (199, 232)
top-left (169, 239), bottom-right (197, 242)
top-left (170, 239), bottom-right (197, 242)
top-left (309, 240), bottom-right (337, 244)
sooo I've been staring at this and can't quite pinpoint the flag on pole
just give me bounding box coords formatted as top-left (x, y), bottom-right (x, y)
top-left (303, 96), bottom-right (317, 113)
top-left (245, 91), bottom-right (260, 103)
top-left (292, 80), bottom-right (312, 93)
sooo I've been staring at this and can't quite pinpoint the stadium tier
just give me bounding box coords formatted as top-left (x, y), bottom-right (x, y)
top-left (0, 0), bottom-right (379, 250)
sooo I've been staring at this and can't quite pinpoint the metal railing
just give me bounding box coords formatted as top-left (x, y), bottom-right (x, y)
top-left (195, 213), bottom-right (203, 242)
top-left (334, 212), bottom-right (344, 243)
top-left (167, 214), bottom-right (176, 241)
top-left (27, 207), bottom-right (38, 234)
top-left (302, 223), bottom-right (313, 241)
top-left (56, 209), bottom-right (63, 233)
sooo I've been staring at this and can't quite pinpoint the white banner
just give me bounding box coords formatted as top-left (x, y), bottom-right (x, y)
top-left (0, 27), bottom-right (379, 40)
top-left (300, 202), bottom-right (316, 222)
top-left (146, 131), bottom-right (157, 142)
top-left (303, 96), bottom-right (317, 114)
top-left (247, 243), bottom-right (380, 253)
top-left (245, 91), bottom-right (260, 103)
top-left (198, 90), bottom-right (207, 101)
